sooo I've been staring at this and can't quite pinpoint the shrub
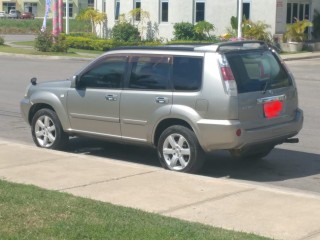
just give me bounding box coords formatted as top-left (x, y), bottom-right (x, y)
top-left (112, 22), bottom-right (140, 42)
top-left (65, 36), bottom-right (163, 51)
top-left (34, 31), bottom-right (68, 52)
top-left (66, 36), bottom-right (117, 51)
top-left (283, 18), bottom-right (313, 42)
top-left (194, 21), bottom-right (216, 40)
top-left (51, 34), bottom-right (68, 52)
top-left (173, 21), bottom-right (217, 41)
top-left (0, 36), bottom-right (4, 45)
top-left (173, 22), bottom-right (195, 40)
top-left (68, 32), bottom-right (98, 39)
top-left (242, 20), bottom-right (273, 43)
top-left (34, 31), bottom-right (53, 52)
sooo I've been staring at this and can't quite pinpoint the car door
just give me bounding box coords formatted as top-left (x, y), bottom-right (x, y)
top-left (120, 54), bottom-right (173, 143)
top-left (67, 55), bottom-right (127, 138)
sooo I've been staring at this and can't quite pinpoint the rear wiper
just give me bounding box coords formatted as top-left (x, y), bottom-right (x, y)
top-left (262, 79), bottom-right (271, 94)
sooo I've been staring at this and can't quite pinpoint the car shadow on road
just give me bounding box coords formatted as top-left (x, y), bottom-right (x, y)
top-left (201, 148), bottom-right (320, 182)
top-left (64, 137), bottom-right (320, 183)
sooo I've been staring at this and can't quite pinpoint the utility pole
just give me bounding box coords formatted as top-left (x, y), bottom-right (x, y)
top-left (237, 0), bottom-right (243, 39)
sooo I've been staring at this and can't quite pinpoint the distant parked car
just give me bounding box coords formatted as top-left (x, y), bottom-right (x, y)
top-left (8, 9), bottom-right (21, 19)
top-left (0, 11), bottom-right (7, 18)
top-left (21, 12), bottom-right (34, 19)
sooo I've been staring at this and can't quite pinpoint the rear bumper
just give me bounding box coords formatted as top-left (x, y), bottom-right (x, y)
top-left (196, 108), bottom-right (303, 152)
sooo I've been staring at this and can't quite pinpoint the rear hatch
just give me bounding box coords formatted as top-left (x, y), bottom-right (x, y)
top-left (225, 49), bottom-right (298, 130)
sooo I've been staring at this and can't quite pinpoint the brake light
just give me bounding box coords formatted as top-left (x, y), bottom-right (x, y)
top-left (221, 67), bottom-right (235, 81)
top-left (218, 55), bottom-right (237, 96)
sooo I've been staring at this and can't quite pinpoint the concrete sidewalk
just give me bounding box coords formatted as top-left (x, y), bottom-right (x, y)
top-left (281, 51), bottom-right (320, 61)
top-left (1, 139), bottom-right (320, 240)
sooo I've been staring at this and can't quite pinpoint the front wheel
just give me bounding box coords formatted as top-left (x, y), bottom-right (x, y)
top-left (157, 125), bottom-right (205, 173)
top-left (31, 108), bottom-right (68, 149)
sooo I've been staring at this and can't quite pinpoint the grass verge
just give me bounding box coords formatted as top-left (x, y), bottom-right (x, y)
top-left (0, 19), bottom-right (91, 34)
top-left (0, 180), bottom-right (270, 240)
top-left (0, 44), bottom-right (102, 58)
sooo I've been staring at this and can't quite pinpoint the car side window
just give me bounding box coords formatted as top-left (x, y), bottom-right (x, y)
top-left (172, 57), bottom-right (203, 91)
top-left (79, 57), bottom-right (127, 89)
top-left (129, 56), bottom-right (171, 90)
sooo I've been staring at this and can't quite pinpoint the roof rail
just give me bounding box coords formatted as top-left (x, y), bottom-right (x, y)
top-left (111, 41), bottom-right (269, 53)
top-left (194, 40), bottom-right (268, 52)
top-left (112, 45), bottom-right (197, 52)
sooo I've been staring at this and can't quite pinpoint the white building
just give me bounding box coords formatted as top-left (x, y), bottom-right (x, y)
top-left (95, 0), bottom-right (320, 40)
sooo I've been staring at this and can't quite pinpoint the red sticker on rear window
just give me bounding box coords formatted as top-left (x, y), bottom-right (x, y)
top-left (264, 100), bottom-right (283, 119)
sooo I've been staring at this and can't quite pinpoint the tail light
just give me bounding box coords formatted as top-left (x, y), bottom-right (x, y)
top-left (218, 55), bottom-right (237, 96)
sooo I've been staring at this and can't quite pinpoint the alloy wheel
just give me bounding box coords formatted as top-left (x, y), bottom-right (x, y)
top-left (34, 115), bottom-right (56, 148)
top-left (162, 133), bottom-right (191, 171)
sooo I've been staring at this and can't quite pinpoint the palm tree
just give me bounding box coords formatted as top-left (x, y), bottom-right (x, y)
top-left (76, 8), bottom-right (107, 35)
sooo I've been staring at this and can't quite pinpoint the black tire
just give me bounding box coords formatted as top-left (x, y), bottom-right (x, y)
top-left (31, 108), bottom-right (68, 150)
top-left (230, 146), bottom-right (274, 160)
top-left (157, 125), bottom-right (205, 173)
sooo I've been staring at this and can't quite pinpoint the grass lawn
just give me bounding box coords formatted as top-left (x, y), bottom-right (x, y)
top-left (0, 180), bottom-right (270, 240)
top-left (0, 19), bottom-right (91, 34)
top-left (0, 44), bottom-right (102, 58)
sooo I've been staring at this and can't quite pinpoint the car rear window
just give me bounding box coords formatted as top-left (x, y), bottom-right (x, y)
top-left (226, 50), bottom-right (292, 93)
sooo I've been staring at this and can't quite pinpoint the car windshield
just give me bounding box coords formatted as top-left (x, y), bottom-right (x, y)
top-left (225, 50), bottom-right (293, 93)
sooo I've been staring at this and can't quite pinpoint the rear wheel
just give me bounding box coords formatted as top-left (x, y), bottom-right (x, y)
top-left (157, 125), bottom-right (205, 173)
top-left (31, 108), bottom-right (68, 149)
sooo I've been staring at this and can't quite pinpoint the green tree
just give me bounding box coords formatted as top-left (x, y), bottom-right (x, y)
top-left (76, 8), bottom-right (107, 35)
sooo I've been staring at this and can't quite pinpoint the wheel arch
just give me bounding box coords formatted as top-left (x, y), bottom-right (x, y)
top-left (28, 103), bottom-right (54, 125)
top-left (28, 92), bottom-right (71, 130)
top-left (153, 118), bottom-right (194, 147)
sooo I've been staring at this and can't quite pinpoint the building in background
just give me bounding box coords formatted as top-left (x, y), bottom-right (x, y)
top-left (0, 0), bottom-right (93, 18)
top-left (95, 0), bottom-right (320, 40)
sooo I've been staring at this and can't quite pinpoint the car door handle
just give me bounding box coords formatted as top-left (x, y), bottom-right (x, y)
top-left (105, 94), bottom-right (118, 101)
top-left (155, 97), bottom-right (168, 104)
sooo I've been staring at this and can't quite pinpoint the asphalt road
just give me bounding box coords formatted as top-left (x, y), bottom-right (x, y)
top-left (0, 54), bottom-right (319, 194)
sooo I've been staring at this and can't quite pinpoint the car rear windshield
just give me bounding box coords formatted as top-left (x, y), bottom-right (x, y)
top-left (225, 50), bottom-right (292, 93)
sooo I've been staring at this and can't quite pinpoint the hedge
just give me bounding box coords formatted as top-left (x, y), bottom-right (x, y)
top-left (65, 36), bottom-right (162, 51)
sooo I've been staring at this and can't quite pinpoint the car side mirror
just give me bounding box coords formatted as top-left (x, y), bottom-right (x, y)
top-left (72, 75), bottom-right (81, 88)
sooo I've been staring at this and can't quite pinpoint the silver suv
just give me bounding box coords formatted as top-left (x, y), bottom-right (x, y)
top-left (20, 41), bottom-right (303, 173)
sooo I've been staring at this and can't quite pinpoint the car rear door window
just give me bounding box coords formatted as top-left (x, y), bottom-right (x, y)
top-left (172, 57), bottom-right (203, 91)
top-left (226, 50), bottom-right (292, 93)
top-left (128, 56), bottom-right (171, 90)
